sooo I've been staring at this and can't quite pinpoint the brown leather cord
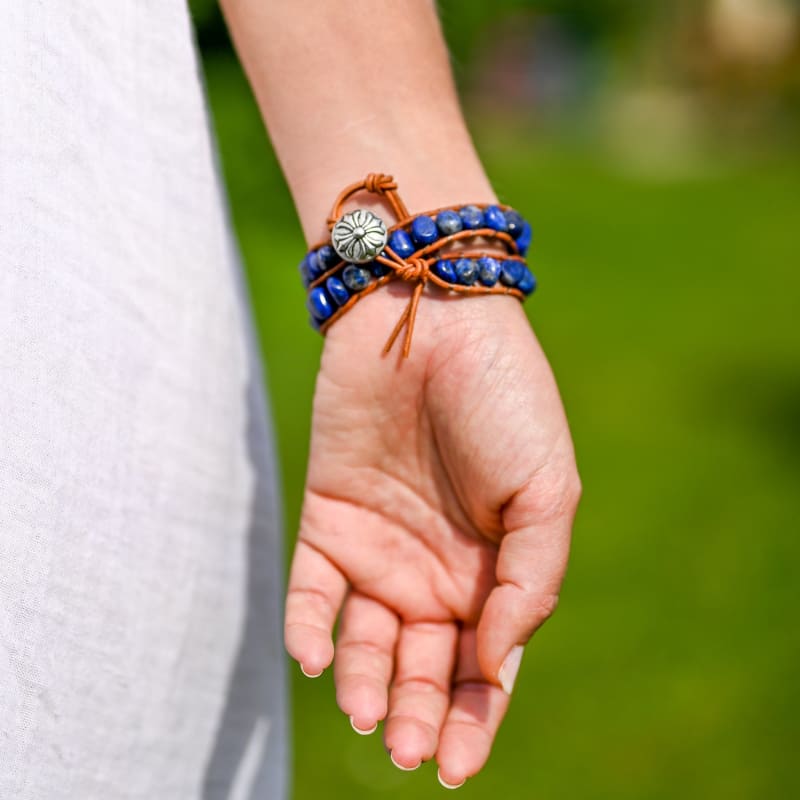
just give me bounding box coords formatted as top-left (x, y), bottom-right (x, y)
top-left (313, 173), bottom-right (526, 357)
top-left (325, 173), bottom-right (410, 230)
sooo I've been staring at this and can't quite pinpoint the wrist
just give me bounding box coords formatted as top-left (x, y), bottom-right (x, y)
top-left (322, 284), bottom-right (527, 356)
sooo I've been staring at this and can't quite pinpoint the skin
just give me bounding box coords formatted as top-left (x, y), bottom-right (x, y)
top-left (220, 0), bottom-right (581, 787)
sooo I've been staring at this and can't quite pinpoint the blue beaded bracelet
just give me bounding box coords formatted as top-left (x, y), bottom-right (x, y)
top-left (300, 173), bottom-right (536, 357)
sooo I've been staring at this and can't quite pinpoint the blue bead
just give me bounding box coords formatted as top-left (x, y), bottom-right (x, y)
top-left (308, 316), bottom-right (322, 332)
top-left (483, 205), bottom-right (508, 232)
top-left (517, 267), bottom-right (537, 295)
top-left (517, 221), bottom-right (532, 256)
top-left (388, 229), bottom-right (414, 259)
top-left (477, 256), bottom-right (501, 286)
top-left (499, 259), bottom-right (523, 286)
top-left (455, 258), bottom-right (478, 285)
top-left (504, 210), bottom-right (525, 239)
top-left (342, 264), bottom-right (371, 291)
top-left (410, 215), bottom-right (438, 247)
top-left (307, 286), bottom-right (334, 320)
top-left (432, 259), bottom-right (457, 283)
top-left (435, 210), bottom-right (463, 237)
top-left (299, 251), bottom-right (323, 287)
top-left (325, 276), bottom-right (349, 306)
top-left (370, 259), bottom-right (392, 277)
top-left (317, 244), bottom-right (340, 270)
top-left (459, 205), bottom-right (484, 230)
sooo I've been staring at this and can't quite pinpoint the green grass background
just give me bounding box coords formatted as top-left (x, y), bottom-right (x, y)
top-left (199, 41), bottom-right (799, 799)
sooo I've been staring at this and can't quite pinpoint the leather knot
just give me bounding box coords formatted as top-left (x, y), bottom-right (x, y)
top-left (395, 257), bottom-right (428, 282)
top-left (364, 172), bottom-right (396, 194)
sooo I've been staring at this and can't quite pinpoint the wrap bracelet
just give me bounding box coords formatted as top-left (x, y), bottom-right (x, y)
top-left (299, 173), bottom-right (536, 358)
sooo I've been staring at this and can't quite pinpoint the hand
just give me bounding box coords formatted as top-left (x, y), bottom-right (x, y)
top-left (285, 285), bottom-right (580, 787)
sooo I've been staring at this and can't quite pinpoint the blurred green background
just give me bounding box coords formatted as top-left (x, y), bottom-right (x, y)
top-left (190, 1), bottom-right (799, 797)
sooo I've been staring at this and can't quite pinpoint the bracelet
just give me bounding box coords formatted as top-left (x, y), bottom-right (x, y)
top-left (299, 173), bottom-right (536, 357)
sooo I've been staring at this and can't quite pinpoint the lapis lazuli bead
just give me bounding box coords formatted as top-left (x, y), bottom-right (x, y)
top-left (435, 210), bottom-right (463, 236)
top-left (299, 260), bottom-right (312, 287)
top-left (459, 205), bottom-right (484, 230)
top-left (516, 221), bottom-right (532, 256)
top-left (308, 315), bottom-right (322, 332)
top-left (410, 215), bottom-right (438, 247)
top-left (299, 251), bottom-right (323, 287)
top-left (483, 205), bottom-right (508, 232)
top-left (504, 210), bottom-right (525, 239)
top-left (307, 286), bottom-right (334, 320)
top-left (499, 259), bottom-right (523, 287)
top-left (455, 257), bottom-right (478, 285)
top-left (388, 229), bottom-right (414, 259)
top-left (477, 256), bottom-right (501, 286)
top-left (325, 276), bottom-right (349, 306)
top-left (433, 258), bottom-right (457, 284)
top-left (517, 267), bottom-right (537, 295)
top-left (317, 244), bottom-right (340, 270)
top-left (342, 264), bottom-right (371, 291)
top-left (370, 259), bottom-right (392, 277)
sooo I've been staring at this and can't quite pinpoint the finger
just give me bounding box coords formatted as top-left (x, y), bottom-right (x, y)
top-left (383, 621), bottom-right (458, 770)
top-left (436, 627), bottom-right (510, 787)
top-left (285, 540), bottom-right (348, 677)
top-left (333, 592), bottom-right (399, 733)
top-left (477, 476), bottom-right (579, 692)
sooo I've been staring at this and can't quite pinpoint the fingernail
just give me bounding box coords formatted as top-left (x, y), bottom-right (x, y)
top-left (349, 716), bottom-right (378, 736)
top-left (498, 644), bottom-right (524, 695)
top-left (437, 769), bottom-right (465, 789)
top-left (390, 750), bottom-right (420, 771)
top-left (300, 663), bottom-right (323, 678)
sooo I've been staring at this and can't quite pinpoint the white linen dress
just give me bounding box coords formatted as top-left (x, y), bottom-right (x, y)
top-left (0, 3), bottom-right (288, 798)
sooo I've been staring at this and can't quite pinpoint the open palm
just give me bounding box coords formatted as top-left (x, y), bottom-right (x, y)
top-left (285, 288), bottom-right (580, 787)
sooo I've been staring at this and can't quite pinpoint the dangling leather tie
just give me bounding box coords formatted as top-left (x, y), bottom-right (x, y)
top-left (379, 254), bottom-right (429, 358)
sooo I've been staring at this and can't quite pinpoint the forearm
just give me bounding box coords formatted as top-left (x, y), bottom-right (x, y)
top-left (219, 0), bottom-right (496, 242)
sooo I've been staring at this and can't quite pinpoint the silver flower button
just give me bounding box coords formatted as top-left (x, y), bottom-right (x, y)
top-left (331, 209), bottom-right (388, 264)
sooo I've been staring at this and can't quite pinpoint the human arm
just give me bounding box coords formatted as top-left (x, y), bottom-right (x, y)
top-left (219, 0), bottom-right (581, 786)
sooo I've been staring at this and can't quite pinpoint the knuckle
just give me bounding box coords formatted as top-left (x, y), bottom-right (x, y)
top-left (530, 591), bottom-right (560, 622)
top-left (507, 590), bottom-right (560, 634)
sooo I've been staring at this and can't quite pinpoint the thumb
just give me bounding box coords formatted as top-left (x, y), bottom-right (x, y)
top-left (476, 475), bottom-right (579, 694)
